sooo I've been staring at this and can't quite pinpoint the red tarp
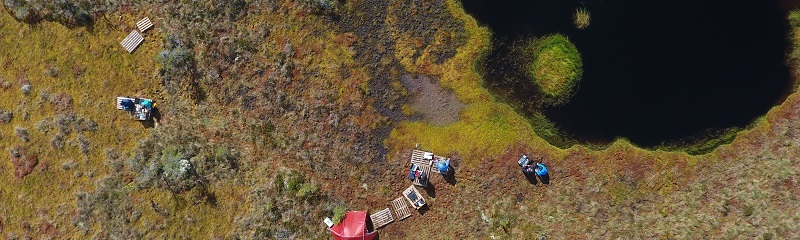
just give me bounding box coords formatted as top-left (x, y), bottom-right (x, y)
top-left (329, 211), bottom-right (377, 240)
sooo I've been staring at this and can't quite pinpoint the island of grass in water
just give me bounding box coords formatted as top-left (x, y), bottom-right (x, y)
top-left (527, 34), bottom-right (582, 106)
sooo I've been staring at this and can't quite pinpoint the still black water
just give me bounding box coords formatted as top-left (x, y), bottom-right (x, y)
top-left (462, 0), bottom-right (794, 147)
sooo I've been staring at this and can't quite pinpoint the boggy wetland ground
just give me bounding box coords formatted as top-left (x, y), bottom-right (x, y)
top-left (1, 0), bottom-right (800, 239)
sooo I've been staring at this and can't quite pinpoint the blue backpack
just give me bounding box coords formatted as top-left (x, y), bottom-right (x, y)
top-left (535, 163), bottom-right (548, 176)
top-left (409, 164), bottom-right (418, 181)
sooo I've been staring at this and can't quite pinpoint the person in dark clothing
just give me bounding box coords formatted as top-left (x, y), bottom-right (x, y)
top-left (121, 99), bottom-right (135, 111)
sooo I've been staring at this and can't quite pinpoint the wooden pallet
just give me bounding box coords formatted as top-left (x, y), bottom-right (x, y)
top-left (410, 149), bottom-right (433, 167)
top-left (116, 97), bottom-right (134, 110)
top-left (370, 208), bottom-right (394, 229)
top-left (390, 197), bottom-right (411, 221)
top-left (136, 17), bottom-right (153, 32)
top-left (412, 165), bottom-right (431, 187)
top-left (120, 30), bottom-right (144, 53)
top-left (403, 185), bottom-right (426, 209)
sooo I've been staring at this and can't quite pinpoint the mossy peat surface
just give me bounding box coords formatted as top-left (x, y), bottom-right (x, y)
top-left (463, 0), bottom-right (795, 149)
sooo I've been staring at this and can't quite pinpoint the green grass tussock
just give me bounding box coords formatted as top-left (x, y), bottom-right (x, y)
top-left (528, 34), bottom-right (583, 106)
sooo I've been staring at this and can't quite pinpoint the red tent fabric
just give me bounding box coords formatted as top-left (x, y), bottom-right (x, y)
top-left (329, 211), bottom-right (377, 240)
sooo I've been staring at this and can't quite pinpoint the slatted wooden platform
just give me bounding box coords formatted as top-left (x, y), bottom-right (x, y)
top-left (120, 30), bottom-right (144, 53)
top-left (403, 185), bottom-right (425, 209)
top-left (116, 97), bottom-right (133, 110)
top-left (390, 197), bottom-right (411, 221)
top-left (370, 208), bottom-right (394, 229)
top-left (412, 165), bottom-right (431, 187)
top-left (136, 17), bottom-right (153, 32)
top-left (410, 149), bottom-right (433, 167)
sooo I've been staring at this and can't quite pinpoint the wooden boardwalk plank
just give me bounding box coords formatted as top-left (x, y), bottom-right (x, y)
top-left (136, 17), bottom-right (153, 32)
top-left (120, 30), bottom-right (144, 53)
top-left (390, 197), bottom-right (411, 221)
top-left (370, 208), bottom-right (394, 229)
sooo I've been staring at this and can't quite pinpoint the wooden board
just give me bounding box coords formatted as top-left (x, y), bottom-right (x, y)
top-left (116, 97), bottom-right (134, 110)
top-left (370, 208), bottom-right (394, 229)
top-left (390, 197), bottom-right (411, 221)
top-left (137, 17), bottom-right (153, 32)
top-left (410, 149), bottom-right (433, 167)
top-left (120, 30), bottom-right (144, 53)
top-left (412, 165), bottom-right (431, 187)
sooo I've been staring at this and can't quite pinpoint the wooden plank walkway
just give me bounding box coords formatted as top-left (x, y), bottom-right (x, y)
top-left (390, 197), bottom-right (411, 221)
top-left (370, 208), bottom-right (394, 229)
top-left (120, 30), bottom-right (144, 53)
top-left (403, 185), bottom-right (425, 209)
top-left (136, 17), bottom-right (153, 32)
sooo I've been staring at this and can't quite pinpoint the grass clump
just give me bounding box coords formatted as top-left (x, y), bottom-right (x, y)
top-left (527, 34), bottom-right (583, 106)
top-left (574, 8), bottom-right (591, 29)
top-left (0, 109), bottom-right (12, 123)
top-left (160, 147), bottom-right (198, 193)
top-left (157, 38), bottom-right (198, 96)
top-left (303, 0), bottom-right (339, 15)
top-left (332, 205), bottom-right (347, 224)
top-left (14, 126), bottom-right (28, 142)
top-left (789, 10), bottom-right (800, 70)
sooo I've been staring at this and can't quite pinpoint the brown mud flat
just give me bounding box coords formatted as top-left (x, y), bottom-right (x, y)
top-left (401, 74), bottom-right (465, 125)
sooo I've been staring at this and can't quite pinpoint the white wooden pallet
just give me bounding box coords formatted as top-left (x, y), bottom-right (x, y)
top-left (410, 149), bottom-right (433, 167)
top-left (116, 97), bottom-right (134, 110)
top-left (120, 30), bottom-right (144, 53)
top-left (136, 17), bottom-right (153, 32)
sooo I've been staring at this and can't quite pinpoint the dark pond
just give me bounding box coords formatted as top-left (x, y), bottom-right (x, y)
top-left (462, 0), bottom-right (795, 147)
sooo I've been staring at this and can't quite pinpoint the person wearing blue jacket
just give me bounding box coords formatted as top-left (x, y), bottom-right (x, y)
top-left (535, 162), bottom-right (548, 177)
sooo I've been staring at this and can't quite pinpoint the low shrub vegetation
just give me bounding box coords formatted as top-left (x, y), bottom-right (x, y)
top-left (14, 126), bottom-right (28, 142)
top-left (1, 0), bottom-right (109, 27)
top-left (233, 170), bottom-right (341, 239)
top-left (0, 109), bottom-right (12, 123)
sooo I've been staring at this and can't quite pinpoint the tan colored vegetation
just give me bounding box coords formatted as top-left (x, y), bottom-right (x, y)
top-left (574, 8), bottom-right (591, 29)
